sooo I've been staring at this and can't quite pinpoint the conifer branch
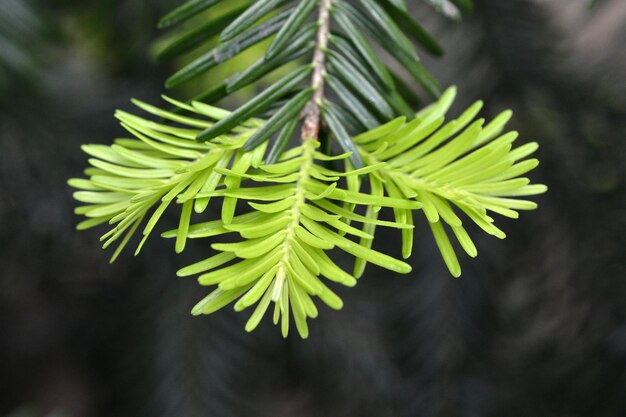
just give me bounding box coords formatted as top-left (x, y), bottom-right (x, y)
top-left (68, 0), bottom-right (547, 338)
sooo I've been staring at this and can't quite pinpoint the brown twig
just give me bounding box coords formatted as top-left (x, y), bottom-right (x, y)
top-left (300, 0), bottom-right (332, 142)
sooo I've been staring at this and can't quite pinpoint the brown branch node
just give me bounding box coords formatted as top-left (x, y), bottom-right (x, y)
top-left (300, 0), bottom-right (332, 142)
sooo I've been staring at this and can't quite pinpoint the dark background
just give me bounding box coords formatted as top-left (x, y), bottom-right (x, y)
top-left (1, 0), bottom-right (625, 416)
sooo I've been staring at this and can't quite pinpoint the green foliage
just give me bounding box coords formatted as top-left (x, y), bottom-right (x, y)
top-left (155, 0), bottom-right (449, 154)
top-left (69, 97), bottom-right (264, 262)
top-left (70, 0), bottom-right (546, 338)
top-left (162, 138), bottom-right (418, 338)
top-left (353, 87), bottom-right (546, 277)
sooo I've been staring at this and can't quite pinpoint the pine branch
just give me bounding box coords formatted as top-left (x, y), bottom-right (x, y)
top-left (69, 0), bottom-right (546, 338)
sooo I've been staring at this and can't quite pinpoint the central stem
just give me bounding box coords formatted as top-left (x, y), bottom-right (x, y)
top-left (301, 0), bottom-right (332, 142)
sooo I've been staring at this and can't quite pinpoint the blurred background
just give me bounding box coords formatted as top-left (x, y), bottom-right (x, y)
top-left (0, 0), bottom-right (624, 416)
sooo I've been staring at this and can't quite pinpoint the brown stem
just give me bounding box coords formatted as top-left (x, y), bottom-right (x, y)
top-left (300, 0), bottom-right (332, 142)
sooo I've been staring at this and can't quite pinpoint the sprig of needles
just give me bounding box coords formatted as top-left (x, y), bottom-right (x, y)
top-left (70, 0), bottom-right (547, 338)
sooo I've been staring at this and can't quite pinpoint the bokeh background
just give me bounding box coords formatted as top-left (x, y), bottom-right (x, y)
top-left (1, 0), bottom-right (625, 416)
